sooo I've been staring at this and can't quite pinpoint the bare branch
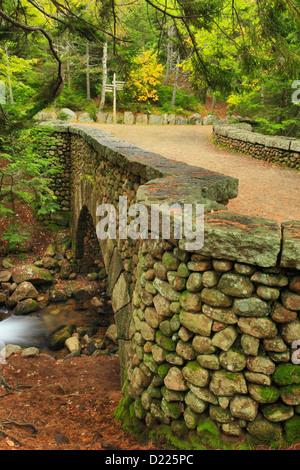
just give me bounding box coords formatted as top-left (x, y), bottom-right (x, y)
top-left (0, 7), bottom-right (63, 101)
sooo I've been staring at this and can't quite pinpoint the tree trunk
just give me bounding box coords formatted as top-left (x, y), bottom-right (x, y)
top-left (65, 31), bottom-right (71, 88)
top-left (171, 55), bottom-right (180, 108)
top-left (211, 93), bottom-right (217, 114)
top-left (86, 42), bottom-right (91, 100)
top-left (165, 22), bottom-right (174, 85)
top-left (4, 44), bottom-right (14, 104)
top-left (99, 41), bottom-right (108, 111)
top-left (261, 85), bottom-right (265, 106)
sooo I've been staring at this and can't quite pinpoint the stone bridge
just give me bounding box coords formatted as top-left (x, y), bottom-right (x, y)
top-left (42, 122), bottom-right (300, 449)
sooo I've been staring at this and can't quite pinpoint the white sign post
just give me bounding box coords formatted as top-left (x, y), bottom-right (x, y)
top-left (105, 73), bottom-right (125, 123)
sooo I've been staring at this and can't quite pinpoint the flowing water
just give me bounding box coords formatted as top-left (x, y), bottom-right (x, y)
top-left (0, 297), bottom-right (112, 358)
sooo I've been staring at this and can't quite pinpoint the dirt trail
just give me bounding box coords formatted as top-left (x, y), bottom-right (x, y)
top-left (85, 124), bottom-right (300, 224)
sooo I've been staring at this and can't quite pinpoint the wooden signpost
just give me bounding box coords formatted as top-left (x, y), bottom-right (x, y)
top-left (105, 73), bottom-right (125, 123)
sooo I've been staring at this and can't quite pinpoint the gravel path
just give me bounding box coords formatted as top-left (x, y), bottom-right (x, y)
top-left (82, 124), bottom-right (300, 224)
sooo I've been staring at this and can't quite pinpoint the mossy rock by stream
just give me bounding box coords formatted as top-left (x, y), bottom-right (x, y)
top-left (48, 325), bottom-right (73, 350)
top-left (12, 265), bottom-right (53, 285)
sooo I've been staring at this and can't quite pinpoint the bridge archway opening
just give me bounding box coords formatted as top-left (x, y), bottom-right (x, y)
top-left (75, 205), bottom-right (106, 277)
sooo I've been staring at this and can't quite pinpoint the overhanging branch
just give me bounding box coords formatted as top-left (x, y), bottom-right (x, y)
top-left (0, 7), bottom-right (63, 102)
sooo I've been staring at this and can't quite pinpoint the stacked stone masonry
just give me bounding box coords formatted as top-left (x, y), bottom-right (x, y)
top-left (128, 240), bottom-right (300, 444)
top-left (40, 123), bottom-right (300, 447)
top-left (213, 123), bottom-right (300, 170)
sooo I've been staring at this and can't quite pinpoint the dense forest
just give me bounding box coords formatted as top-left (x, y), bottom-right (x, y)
top-left (0, 0), bottom-right (299, 134)
top-left (0, 0), bottom-right (299, 249)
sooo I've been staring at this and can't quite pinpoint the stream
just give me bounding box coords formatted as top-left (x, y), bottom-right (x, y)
top-left (0, 295), bottom-right (114, 359)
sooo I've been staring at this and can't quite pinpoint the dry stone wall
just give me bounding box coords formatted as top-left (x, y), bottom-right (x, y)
top-left (128, 238), bottom-right (300, 446)
top-left (40, 122), bottom-right (300, 448)
top-left (213, 123), bottom-right (300, 171)
top-left (39, 130), bottom-right (71, 228)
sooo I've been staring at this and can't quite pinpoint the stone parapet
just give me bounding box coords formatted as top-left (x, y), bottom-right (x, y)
top-left (213, 123), bottom-right (300, 171)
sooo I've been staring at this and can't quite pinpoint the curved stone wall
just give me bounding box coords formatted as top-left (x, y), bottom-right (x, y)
top-left (213, 123), bottom-right (300, 171)
top-left (41, 122), bottom-right (300, 449)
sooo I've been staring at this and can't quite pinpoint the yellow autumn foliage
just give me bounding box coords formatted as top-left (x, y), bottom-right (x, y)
top-left (127, 49), bottom-right (164, 102)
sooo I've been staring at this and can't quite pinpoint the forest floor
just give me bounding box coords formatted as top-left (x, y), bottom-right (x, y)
top-left (0, 352), bottom-right (162, 451)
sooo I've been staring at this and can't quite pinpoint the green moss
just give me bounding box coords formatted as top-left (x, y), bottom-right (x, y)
top-left (144, 353), bottom-right (159, 374)
top-left (161, 399), bottom-right (183, 419)
top-left (157, 363), bottom-right (171, 378)
top-left (156, 330), bottom-right (176, 351)
top-left (223, 371), bottom-right (242, 381)
top-left (162, 251), bottom-right (180, 270)
top-left (196, 416), bottom-right (222, 448)
top-left (159, 320), bottom-right (172, 337)
top-left (147, 383), bottom-right (162, 399)
top-left (114, 396), bottom-right (147, 440)
top-left (170, 419), bottom-right (189, 436)
top-left (177, 263), bottom-right (190, 278)
top-left (272, 364), bottom-right (300, 386)
top-left (113, 395), bottom-right (133, 422)
top-left (115, 395), bottom-right (279, 450)
top-left (284, 415), bottom-right (300, 443)
top-left (184, 361), bottom-right (202, 373)
top-left (262, 403), bottom-right (294, 422)
top-left (161, 386), bottom-right (185, 402)
top-left (255, 385), bottom-right (281, 403)
top-left (134, 397), bottom-right (147, 420)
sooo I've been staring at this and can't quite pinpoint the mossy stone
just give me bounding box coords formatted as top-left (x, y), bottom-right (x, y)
top-left (159, 320), bottom-right (172, 337)
top-left (182, 361), bottom-right (210, 387)
top-left (180, 290), bottom-right (202, 312)
top-left (48, 325), bottom-right (73, 350)
top-left (156, 330), bottom-right (176, 351)
top-left (146, 383), bottom-right (162, 399)
top-left (162, 251), bottom-right (180, 271)
top-left (247, 417), bottom-right (282, 442)
top-left (161, 386), bottom-right (185, 403)
top-left (177, 263), bottom-right (190, 278)
top-left (218, 272), bottom-right (254, 298)
top-left (196, 416), bottom-right (221, 449)
top-left (161, 398), bottom-right (184, 419)
top-left (186, 273), bottom-right (203, 292)
top-left (280, 384), bottom-right (300, 406)
top-left (201, 288), bottom-right (232, 308)
top-left (151, 344), bottom-right (168, 364)
top-left (157, 363), bottom-right (171, 379)
top-left (167, 271), bottom-right (186, 291)
top-left (284, 415), bottom-right (300, 443)
top-left (272, 364), bottom-right (300, 386)
top-left (262, 403), bottom-right (294, 422)
top-left (209, 405), bottom-right (235, 423)
top-left (13, 298), bottom-right (39, 315)
top-left (134, 397), bottom-right (147, 420)
top-left (185, 391), bottom-right (208, 414)
top-left (219, 348), bottom-right (247, 372)
top-left (248, 384), bottom-right (280, 404)
top-left (153, 278), bottom-right (181, 302)
top-left (171, 419), bottom-right (189, 436)
top-left (170, 314), bottom-right (180, 332)
top-left (141, 391), bottom-right (152, 411)
top-left (183, 406), bottom-right (199, 429)
top-left (143, 353), bottom-right (159, 373)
